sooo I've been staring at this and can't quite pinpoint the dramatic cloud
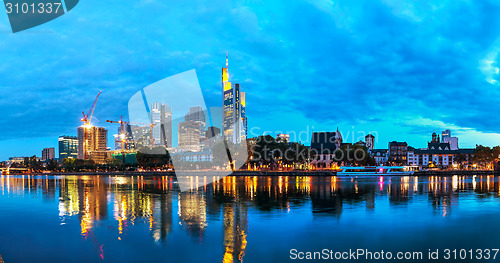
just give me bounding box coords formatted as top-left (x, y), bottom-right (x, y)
top-left (1, 0), bottom-right (500, 159)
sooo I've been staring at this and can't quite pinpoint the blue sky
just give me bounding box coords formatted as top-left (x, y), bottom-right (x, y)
top-left (1, 0), bottom-right (500, 160)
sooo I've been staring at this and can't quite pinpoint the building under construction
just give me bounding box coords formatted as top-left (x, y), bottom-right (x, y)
top-left (77, 125), bottom-right (108, 164)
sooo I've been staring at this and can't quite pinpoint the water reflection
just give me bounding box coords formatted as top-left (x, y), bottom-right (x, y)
top-left (1, 174), bottom-right (500, 262)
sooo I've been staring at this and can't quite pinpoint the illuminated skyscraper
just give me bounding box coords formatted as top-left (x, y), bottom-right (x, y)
top-left (222, 53), bottom-right (247, 144)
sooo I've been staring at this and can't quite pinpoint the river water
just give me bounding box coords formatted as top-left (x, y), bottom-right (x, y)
top-left (0, 174), bottom-right (499, 262)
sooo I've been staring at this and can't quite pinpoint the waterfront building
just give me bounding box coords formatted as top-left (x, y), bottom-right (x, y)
top-left (388, 141), bottom-right (407, 164)
top-left (365, 134), bottom-right (375, 150)
top-left (222, 54), bottom-right (247, 144)
top-left (151, 102), bottom-right (173, 148)
top-left (407, 132), bottom-right (473, 167)
top-left (77, 126), bottom-right (108, 164)
top-left (276, 133), bottom-right (290, 143)
top-left (114, 124), bottom-right (134, 150)
top-left (58, 135), bottom-right (78, 161)
top-left (42, 147), bottom-right (55, 161)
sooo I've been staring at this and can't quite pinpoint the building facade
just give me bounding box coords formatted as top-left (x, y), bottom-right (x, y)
top-left (388, 141), bottom-right (407, 164)
top-left (77, 126), bottom-right (108, 164)
top-left (369, 149), bottom-right (388, 165)
top-left (58, 135), bottom-right (78, 161)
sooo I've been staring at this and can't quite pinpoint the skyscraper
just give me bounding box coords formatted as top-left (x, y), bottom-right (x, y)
top-left (178, 121), bottom-right (201, 152)
top-left (151, 102), bottom-right (173, 148)
top-left (441, 129), bottom-right (459, 150)
top-left (58, 135), bottom-right (78, 160)
top-left (185, 106), bottom-right (206, 139)
top-left (77, 126), bottom-right (108, 164)
top-left (222, 53), bottom-right (247, 144)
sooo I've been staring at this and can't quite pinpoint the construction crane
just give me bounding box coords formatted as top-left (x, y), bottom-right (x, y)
top-left (81, 91), bottom-right (102, 126)
top-left (80, 91), bottom-right (102, 160)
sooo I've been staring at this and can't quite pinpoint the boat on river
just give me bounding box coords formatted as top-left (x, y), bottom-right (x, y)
top-left (337, 166), bottom-right (417, 176)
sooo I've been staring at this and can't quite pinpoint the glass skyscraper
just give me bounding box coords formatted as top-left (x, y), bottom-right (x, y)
top-left (58, 135), bottom-right (78, 161)
top-left (222, 54), bottom-right (247, 144)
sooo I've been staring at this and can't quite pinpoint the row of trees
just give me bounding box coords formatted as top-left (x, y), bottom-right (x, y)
top-left (247, 135), bottom-right (376, 170)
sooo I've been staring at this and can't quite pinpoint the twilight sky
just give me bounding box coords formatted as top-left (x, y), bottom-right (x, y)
top-left (1, 0), bottom-right (500, 160)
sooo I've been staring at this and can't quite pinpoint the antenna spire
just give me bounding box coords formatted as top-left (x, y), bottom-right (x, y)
top-left (226, 52), bottom-right (229, 68)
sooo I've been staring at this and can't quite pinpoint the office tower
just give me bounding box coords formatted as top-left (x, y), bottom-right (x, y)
top-left (42, 147), bottom-right (55, 161)
top-left (131, 125), bottom-right (151, 149)
top-left (222, 54), bottom-right (247, 144)
top-left (114, 124), bottom-right (135, 150)
top-left (162, 104), bottom-right (173, 147)
top-left (178, 121), bottom-right (201, 152)
top-left (185, 106), bottom-right (206, 139)
top-left (222, 53), bottom-right (234, 141)
top-left (151, 102), bottom-right (173, 148)
top-left (58, 135), bottom-right (78, 160)
top-left (77, 126), bottom-right (108, 164)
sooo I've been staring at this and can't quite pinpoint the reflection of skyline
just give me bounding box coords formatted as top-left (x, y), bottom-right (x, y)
top-left (2, 174), bottom-right (500, 262)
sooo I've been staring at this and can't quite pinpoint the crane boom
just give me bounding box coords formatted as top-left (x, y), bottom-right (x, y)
top-left (87, 91), bottom-right (102, 125)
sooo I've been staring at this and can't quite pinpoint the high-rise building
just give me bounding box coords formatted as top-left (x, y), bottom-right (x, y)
top-left (58, 135), bottom-right (78, 160)
top-left (77, 126), bottom-right (108, 164)
top-left (441, 129), bottom-right (459, 150)
top-left (222, 54), bottom-right (247, 144)
top-left (178, 121), bottom-right (201, 152)
top-left (151, 102), bottom-right (173, 148)
top-left (42, 147), bottom-right (55, 161)
top-left (185, 106), bottom-right (206, 139)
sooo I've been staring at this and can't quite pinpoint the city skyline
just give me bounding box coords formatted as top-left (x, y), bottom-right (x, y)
top-left (2, 0), bottom-right (500, 160)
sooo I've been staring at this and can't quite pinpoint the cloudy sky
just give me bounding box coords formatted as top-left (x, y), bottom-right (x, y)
top-left (1, 0), bottom-right (500, 160)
